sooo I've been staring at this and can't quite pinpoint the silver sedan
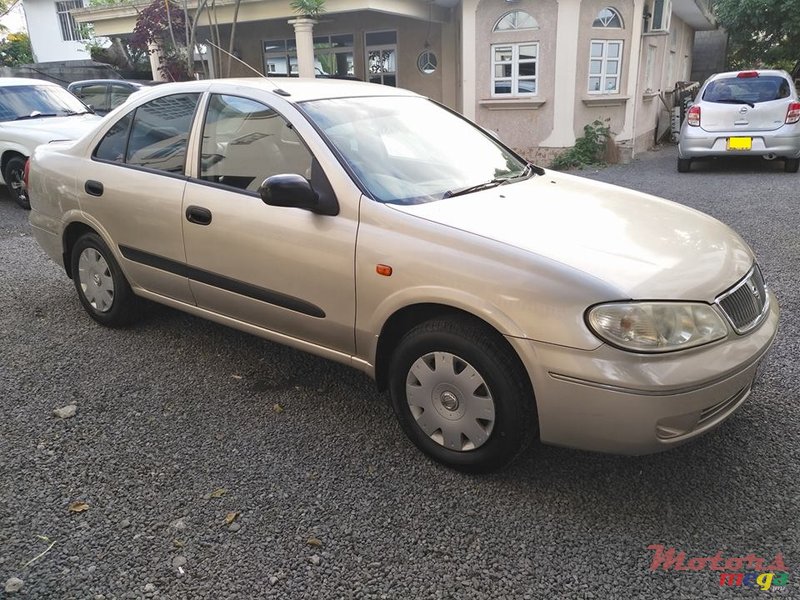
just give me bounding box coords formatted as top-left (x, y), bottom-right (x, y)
top-left (28, 79), bottom-right (779, 471)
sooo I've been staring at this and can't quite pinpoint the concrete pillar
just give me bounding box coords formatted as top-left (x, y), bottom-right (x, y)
top-left (459, 0), bottom-right (477, 120)
top-left (617, 0), bottom-right (646, 150)
top-left (148, 42), bottom-right (168, 82)
top-left (540, 0), bottom-right (581, 147)
top-left (289, 17), bottom-right (317, 78)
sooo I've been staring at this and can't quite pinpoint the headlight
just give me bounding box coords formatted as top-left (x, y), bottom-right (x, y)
top-left (586, 302), bottom-right (728, 353)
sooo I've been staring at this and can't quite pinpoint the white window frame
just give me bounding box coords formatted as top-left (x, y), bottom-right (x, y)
top-left (592, 7), bottom-right (623, 29)
top-left (56, 0), bottom-right (85, 42)
top-left (587, 40), bottom-right (623, 95)
top-left (365, 30), bottom-right (398, 87)
top-left (647, 0), bottom-right (671, 32)
top-left (493, 10), bottom-right (539, 32)
top-left (491, 42), bottom-right (538, 98)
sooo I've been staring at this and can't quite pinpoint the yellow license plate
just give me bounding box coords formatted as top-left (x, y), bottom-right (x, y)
top-left (727, 137), bottom-right (752, 150)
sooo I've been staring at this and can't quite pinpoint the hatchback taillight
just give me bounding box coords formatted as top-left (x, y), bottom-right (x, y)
top-left (23, 158), bottom-right (30, 188)
top-left (687, 105), bottom-right (701, 127)
top-left (786, 102), bottom-right (800, 124)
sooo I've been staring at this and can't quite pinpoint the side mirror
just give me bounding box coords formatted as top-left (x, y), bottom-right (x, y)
top-left (258, 161), bottom-right (339, 216)
top-left (259, 174), bottom-right (318, 210)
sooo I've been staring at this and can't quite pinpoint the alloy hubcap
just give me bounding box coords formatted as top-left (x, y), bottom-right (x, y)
top-left (405, 351), bottom-right (496, 452)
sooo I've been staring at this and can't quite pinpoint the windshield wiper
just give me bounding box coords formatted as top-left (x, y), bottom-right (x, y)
top-left (63, 109), bottom-right (93, 116)
top-left (15, 112), bottom-right (58, 120)
top-left (712, 99), bottom-right (755, 108)
top-left (443, 163), bottom-right (543, 199)
top-left (443, 178), bottom-right (508, 199)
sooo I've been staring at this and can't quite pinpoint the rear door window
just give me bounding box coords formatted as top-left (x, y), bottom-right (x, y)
top-left (93, 93), bottom-right (200, 175)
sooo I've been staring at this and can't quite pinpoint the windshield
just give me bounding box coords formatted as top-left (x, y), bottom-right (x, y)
top-left (702, 75), bottom-right (792, 105)
top-left (0, 85), bottom-right (90, 122)
top-left (301, 96), bottom-right (531, 204)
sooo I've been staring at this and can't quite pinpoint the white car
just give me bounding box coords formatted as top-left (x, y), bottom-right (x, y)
top-left (0, 77), bottom-right (102, 208)
top-left (678, 69), bottom-right (800, 173)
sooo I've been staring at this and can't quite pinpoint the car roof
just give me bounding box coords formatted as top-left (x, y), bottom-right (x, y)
top-left (68, 79), bottom-right (145, 88)
top-left (134, 77), bottom-right (421, 104)
top-left (0, 77), bottom-right (61, 87)
top-left (707, 69), bottom-right (791, 81)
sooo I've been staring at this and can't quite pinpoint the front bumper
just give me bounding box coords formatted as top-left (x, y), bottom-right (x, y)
top-left (508, 293), bottom-right (779, 454)
top-left (678, 126), bottom-right (800, 159)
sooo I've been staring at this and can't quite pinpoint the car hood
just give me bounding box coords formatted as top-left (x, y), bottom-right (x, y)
top-left (1, 114), bottom-right (102, 141)
top-left (390, 171), bottom-right (754, 301)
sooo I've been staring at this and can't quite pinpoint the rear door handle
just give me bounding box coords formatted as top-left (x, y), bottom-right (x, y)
top-left (85, 180), bottom-right (103, 196)
top-left (186, 205), bottom-right (212, 226)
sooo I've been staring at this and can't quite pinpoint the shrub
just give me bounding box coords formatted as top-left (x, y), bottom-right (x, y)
top-left (550, 119), bottom-right (612, 170)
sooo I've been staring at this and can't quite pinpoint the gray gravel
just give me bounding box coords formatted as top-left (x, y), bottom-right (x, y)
top-left (1, 145), bottom-right (798, 599)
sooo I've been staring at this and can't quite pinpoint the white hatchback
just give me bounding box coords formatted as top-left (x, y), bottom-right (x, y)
top-left (0, 77), bottom-right (101, 208)
top-left (677, 70), bottom-right (800, 173)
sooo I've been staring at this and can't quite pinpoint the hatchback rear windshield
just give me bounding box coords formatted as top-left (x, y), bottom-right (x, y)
top-left (702, 75), bottom-right (792, 105)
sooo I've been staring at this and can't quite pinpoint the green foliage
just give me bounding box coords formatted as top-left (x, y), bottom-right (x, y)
top-left (715, 0), bottom-right (800, 69)
top-left (289, 0), bottom-right (325, 19)
top-left (550, 120), bottom-right (611, 170)
top-left (0, 32), bottom-right (33, 67)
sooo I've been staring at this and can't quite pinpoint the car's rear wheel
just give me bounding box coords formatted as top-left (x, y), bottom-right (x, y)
top-left (4, 155), bottom-right (29, 209)
top-left (677, 158), bottom-right (692, 173)
top-left (70, 232), bottom-right (142, 327)
top-left (388, 316), bottom-right (536, 473)
top-left (784, 158), bottom-right (799, 173)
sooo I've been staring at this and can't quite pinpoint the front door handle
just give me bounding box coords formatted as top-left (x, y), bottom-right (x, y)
top-left (85, 180), bottom-right (103, 196)
top-left (186, 205), bottom-right (212, 226)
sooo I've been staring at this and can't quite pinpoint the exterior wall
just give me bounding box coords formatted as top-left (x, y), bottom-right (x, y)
top-left (23, 0), bottom-right (91, 62)
top-left (691, 29), bottom-right (727, 84)
top-left (205, 12), bottom-right (446, 103)
top-left (632, 13), bottom-right (694, 154)
top-left (473, 0), bottom-right (558, 160)
top-left (573, 0), bottom-right (636, 143)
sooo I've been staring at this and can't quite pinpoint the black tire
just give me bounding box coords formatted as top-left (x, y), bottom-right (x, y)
top-left (70, 232), bottom-right (143, 327)
top-left (4, 155), bottom-right (29, 209)
top-left (389, 316), bottom-right (537, 473)
top-left (677, 158), bottom-right (692, 173)
top-left (785, 158), bottom-right (799, 173)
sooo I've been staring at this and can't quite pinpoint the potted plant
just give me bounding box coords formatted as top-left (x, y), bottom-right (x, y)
top-left (289, 0), bottom-right (326, 19)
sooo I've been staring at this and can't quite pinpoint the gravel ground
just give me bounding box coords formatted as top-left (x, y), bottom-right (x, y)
top-left (1, 145), bottom-right (798, 599)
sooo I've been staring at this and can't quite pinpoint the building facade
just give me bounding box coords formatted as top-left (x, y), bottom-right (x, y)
top-left (23, 0), bottom-right (92, 62)
top-left (73, 0), bottom-right (716, 163)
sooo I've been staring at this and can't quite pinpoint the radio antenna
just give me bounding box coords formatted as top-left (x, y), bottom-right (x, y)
top-left (202, 39), bottom-right (291, 96)
top-left (203, 39), bottom-right (265, 78)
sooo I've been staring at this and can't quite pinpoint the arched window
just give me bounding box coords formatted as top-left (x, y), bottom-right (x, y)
top-left (593, 7), bottom-right (623, 28)
top-left (493, 10), bottom-right (538, 32)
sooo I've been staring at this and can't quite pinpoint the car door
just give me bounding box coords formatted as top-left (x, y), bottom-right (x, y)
top-left (74, 83), bottom-right (110, 115)
top-left (82, 92), bottom-right (202, 305)
top-left (181, 92), bottom-right (357, 354)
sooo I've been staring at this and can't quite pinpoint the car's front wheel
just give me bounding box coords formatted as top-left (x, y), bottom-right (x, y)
top-left (4, 155), bottom-right (29, 209)
top-left (677, 158), bottom-right (692, 173)
top-left (70, 232), bottom-right (143, 327)
top-left (785, 158), bottom-right (799, 173)
top-left (389, 316), bottom-right (536, 473)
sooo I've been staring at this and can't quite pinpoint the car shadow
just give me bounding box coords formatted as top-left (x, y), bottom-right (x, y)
top-left (688, 155), bottom-right (792, 173)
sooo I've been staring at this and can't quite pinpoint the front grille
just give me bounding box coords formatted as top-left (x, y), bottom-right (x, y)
top-left (716, 266), bottom-right (768, 334)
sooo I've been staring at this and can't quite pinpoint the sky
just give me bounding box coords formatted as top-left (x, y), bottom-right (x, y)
top-left (1, 1), bottom-right (28, 35)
